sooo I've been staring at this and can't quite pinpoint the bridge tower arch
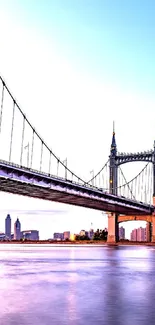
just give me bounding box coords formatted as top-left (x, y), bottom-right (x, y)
top-left (118, 217), bottom-right (152, 242)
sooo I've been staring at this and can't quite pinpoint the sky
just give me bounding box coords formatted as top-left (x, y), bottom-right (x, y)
top-left (0, 0), bottom-right (155, 239)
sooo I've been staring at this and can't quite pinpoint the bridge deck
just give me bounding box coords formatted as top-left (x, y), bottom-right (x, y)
top-left (0, 160), bottom-right (154, 215)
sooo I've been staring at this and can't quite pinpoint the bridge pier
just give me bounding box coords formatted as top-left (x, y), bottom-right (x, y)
top-left (151, 196), bottom-right (155, 242)
top-left (146, 222), bottom-right (151, 242)
top-left (107, 213), bottom-right (119, 243)
top-left (151, 217), bottom-right (155, 243)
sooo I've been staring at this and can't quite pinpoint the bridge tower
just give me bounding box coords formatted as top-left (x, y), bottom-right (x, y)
top-left (109, 122), bottom-right (117, 195)
top-left (107, 123), bottom-right (119, 243)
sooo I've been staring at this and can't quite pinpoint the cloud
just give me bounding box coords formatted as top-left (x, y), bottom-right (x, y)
top-left (0, 209), bottom-right (68, 216)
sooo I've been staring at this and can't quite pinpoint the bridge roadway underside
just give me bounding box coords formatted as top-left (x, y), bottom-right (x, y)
top-left (0, 176), bottom-right (152, 216)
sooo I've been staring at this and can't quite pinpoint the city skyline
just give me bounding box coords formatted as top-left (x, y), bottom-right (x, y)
top-left (0, 1), bottom-right (154, 238)
top-left (0, 209), bottom-right (148, 241)
top-left (0, 212), bottom-right (151, 242)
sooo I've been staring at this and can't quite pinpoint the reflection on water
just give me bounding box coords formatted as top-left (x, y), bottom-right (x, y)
top-left (0, 244), bottom-right (155, 324)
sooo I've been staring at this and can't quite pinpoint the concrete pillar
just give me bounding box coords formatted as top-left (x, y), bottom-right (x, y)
top-left (107, 213), bottom-right (118, 243)
top-left (146, 222), bottom-right (151, 242)
top-left (152, 197), bottom-right (155, 242)
top-left (152, 217), bottom-right (155, 242)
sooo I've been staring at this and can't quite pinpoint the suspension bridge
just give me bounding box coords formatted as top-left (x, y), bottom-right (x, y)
top-left (0, 76), bottom-right (155, 243)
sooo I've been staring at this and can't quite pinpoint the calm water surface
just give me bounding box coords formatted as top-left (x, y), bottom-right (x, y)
top-left (0, 244), bottom-right (155, 325)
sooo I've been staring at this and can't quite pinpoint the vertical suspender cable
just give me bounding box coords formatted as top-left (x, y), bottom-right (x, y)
top-left (20, 116), bottom-right (25, 165)
top-left (57, 159), bottom-right (59, 177)
top-left (30, 129), bottom-right (35, 168)
top-left (9, 100), bottom-right (15, 162)
top-left (0, 82), bottom-right (5, 134)
top-left (40, 141), bottom-right (43, 171)
top-left (49, 151), bottom-right (51, 175)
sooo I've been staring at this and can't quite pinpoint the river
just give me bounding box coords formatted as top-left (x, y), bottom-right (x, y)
top-left (0, 244), bottom-right (154, 325)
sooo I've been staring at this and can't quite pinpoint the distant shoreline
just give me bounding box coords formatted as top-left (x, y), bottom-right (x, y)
top-left (0, 240), bottom-right (155, 246)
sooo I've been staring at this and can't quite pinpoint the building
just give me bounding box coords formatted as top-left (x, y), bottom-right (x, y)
top-left (5, 214), bottom-right (11, 240)
top-left (88, 229), bottom-right (94, 239)
top-left (63, 231), bottom-right (70, 240)
top-left (14, 218), bottom-right (21, 240)
top-left (130, 227), bottom-right (147, 242)
top-left (53, 233), bottom-right (64, 240)
top-left (130, 228), bottom-right (137, 241)
top-left (79, 230), bottom-right (85, 236)
top-left (119, 226), bottom-right (125, 240)
top-left (21, 230), bottom-right (39, 241)
top-left (70, 233), bottom-right (76, 241)
top-left (0, 233), bottom-right (6, 241)
top-left (137, 227), bottom-right (146, 242)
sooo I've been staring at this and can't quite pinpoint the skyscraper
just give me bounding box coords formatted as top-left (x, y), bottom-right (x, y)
top-left (14, 218), bottom-right (21, 240)
top-left (130, 227), bottom-right (147, 242)
top-left (119, 226), bottom-right (125, 240)
top-left (130, 229), bottom-right (137, 241)
top-left (137, 227), bottom-right (146, 242)
top-left (5, 214), bottom-right (11, 240)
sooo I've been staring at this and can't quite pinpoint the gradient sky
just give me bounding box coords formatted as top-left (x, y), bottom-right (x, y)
top-left (0, 0), bottom-right (155, 238)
